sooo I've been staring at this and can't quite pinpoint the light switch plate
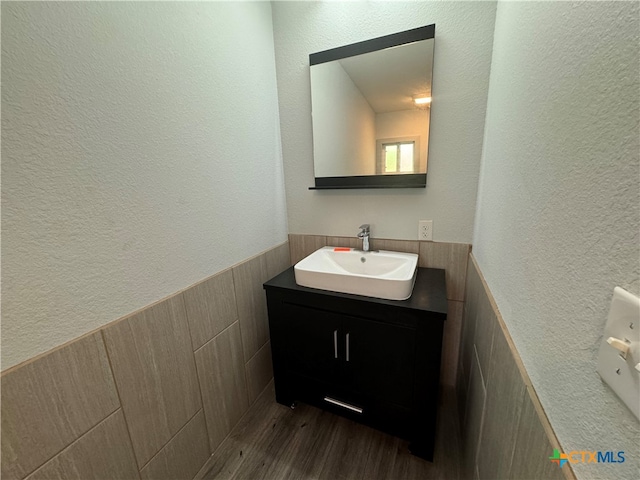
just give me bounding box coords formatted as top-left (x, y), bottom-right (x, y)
top-left (596, 287), bottom-right (640, 421)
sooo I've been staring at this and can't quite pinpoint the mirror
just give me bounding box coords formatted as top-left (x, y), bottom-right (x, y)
top-left (309, 25), bottom-right (435, 189)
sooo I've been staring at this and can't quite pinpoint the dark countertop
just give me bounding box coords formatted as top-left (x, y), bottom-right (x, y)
top-left (264, 266), bottom-right (448, 317)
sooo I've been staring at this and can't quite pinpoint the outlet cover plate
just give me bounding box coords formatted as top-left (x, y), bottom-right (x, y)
top-left (418, 220), bottom-right (433, 241)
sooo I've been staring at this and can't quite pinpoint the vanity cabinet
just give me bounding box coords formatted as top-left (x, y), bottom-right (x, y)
top-left (264, 267), bottom-right (447, 461)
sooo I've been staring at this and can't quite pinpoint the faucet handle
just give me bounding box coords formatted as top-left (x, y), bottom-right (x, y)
top-left (359, 224), bottom-right (370, 232)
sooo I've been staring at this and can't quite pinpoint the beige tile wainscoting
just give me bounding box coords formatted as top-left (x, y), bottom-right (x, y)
top-left (1, 242), bottom-right (290, 480)
top-left (289, 234), bottom-right (471, 388)
top-left (458, 254), bottom-right (577, 480)
top-left (3, 236), bottom-right (576, 480)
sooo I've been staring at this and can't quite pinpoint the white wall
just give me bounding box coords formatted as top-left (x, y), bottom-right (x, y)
top-left (272, 1), bottom-right (497, 242)
top-left (473, 2), bottom-right (639, 478)
top-left (1, 2), bottom-right (288, 369)
top-left (310, 61), bottom-right (376, 177)
top-left (375, 109), bottom-right (430, 173)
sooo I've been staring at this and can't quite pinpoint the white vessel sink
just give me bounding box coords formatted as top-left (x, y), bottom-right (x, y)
top-left (294, 246), bottom-right (418, 300)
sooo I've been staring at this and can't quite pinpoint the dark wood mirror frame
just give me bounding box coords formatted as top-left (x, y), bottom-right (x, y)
top-left (309, 24), bottom-right (435, 190)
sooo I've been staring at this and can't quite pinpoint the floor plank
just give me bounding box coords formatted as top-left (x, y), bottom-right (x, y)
top-left (197, 383), bottom-right (462, 480)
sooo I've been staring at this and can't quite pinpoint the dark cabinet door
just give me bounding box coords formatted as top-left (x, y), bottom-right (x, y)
top-left (280, 302), bottom-right (342, 384)
top-left (280, 302), bottom-right (416, 408)
top-left (342, 316), bottom-right (416, 409)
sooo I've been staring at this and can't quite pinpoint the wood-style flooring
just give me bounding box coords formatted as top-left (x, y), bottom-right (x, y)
top-left (196, 382), bottom-right (462, 480)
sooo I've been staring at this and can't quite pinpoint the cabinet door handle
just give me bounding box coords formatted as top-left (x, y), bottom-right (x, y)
top-left (333, 330), bottom-right (338, 359)
top-left (346, 332), bottom-right (350, 362)
top-left (324, 396), bottom-right (363, 414)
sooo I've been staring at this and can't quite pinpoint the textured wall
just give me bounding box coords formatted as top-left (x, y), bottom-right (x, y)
top-left (1, 2), bottom-right (288, 369)
top-left (271, 1), bottom-right (497, 242)
top-left (473, 2), bottom-right (639, 479)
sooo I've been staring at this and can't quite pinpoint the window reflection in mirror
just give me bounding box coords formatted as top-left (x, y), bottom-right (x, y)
top-left (309, 25), bottom-right (434, 189)
top-left (377, 137), bottom-right (419, 174)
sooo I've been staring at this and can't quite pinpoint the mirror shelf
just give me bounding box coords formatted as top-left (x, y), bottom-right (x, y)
top-left (309, 174), bottom-right (426, 190)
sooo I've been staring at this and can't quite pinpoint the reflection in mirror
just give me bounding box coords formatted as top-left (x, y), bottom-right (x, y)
top-left (309, 25), bottom-right (435, 189)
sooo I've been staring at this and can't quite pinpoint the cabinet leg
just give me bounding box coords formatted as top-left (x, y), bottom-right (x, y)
top-left (275, 391), bottom-right (295, 409)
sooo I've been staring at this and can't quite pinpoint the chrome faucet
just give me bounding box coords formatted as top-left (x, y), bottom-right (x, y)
top-left (357, 224), bottom-right (370, 252)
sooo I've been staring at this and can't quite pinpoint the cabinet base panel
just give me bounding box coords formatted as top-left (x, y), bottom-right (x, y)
top-left (409, 441), bottom-right (435, 462)
top-left (277, 396), bottom-right (435, 462)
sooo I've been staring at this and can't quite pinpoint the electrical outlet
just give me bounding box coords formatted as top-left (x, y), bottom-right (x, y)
top-left (418, 220), bottom-right (433, 241)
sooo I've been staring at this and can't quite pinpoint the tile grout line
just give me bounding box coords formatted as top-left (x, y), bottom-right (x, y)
top-left (503, 387), bottom-right (528, 480)
top-left (180, 290), bottom-right (199, 356)
top-left (245, 337), bottom-right (270, 365)
top-left (473, 344), bottom-right (486, 392)
top-left (193, 318), bottom-right (241, 356)
top-left (472, 370), bottom-right (487, 479)
top-left (287, 234), bottom-right (294, 266)
top-left (180, 293), bottom-right (212, 458)
top-left (245, 340), bottom-right (272, 404)
top-left (441, 299), bottom-right (464, 387)
top-left (194, 370), bottom-right (273, 478)
top-left (0, 329), bottom-right (106, 378)
top-left (99, 329), bottom-right (144, 479)
top-left (21, 407), bottom-right (124, 479)
top-left (193, 378), bottom-right (277, 480)
top-left (231, 266), bottom-right (252, 408)
top-left (478, 315), bottom-right (496, 392)
top-left (198, 242), bottom-right (280, 454)
top-left (137, 408), bottom-right (204, 474)
top-left (191, 353), bottom-right (213, 460)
